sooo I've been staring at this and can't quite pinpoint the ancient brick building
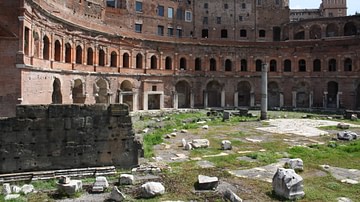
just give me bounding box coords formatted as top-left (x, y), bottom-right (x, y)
top-left (0, 0), bottom-right (359, 117)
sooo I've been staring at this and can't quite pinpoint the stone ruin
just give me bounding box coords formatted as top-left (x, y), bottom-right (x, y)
top-left (0, 104), bottom-right (141, 174)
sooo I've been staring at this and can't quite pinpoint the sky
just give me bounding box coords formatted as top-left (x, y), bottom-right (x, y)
top-left (289, 0), bottom-right (360, 15)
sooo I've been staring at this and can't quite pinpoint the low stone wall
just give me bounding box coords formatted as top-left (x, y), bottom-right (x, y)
top-left (0, 104), bottom-right (140, 174)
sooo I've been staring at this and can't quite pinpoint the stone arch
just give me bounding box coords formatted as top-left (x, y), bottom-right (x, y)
top-left (87, 47), bottom-right (94, 65)
top-left (43, 35), bottom-right (50, 60)
top-left (225, 59), bottom-right (232, 71)
top-left (165, 56), bottom-right (172, 70)
top-left (295, 81), bottom-right (310, 108)
top-left (110, 51), bottom-right (117, 67)
top-left (195, 57), bottom-right (202, 71)
top-left (294, 25), bottom-right (305, 40)
top-left (180, 57), bottom-right (187, 70)
top-left (328, 58), bottom-right (337, 72)
top-left (72, 79), bottom-right (85, 104)
top-left (123, 52), bottom-right (130, 68)
top-left (206, 80), bottom-right (222, 107)
top-left (150, 55), bottom-right (157, 69)
top-left (268, 81), bottom-right (280, 108)
top-left (237, 81), bottom-right (251, 107)
top-left (175, 80), bottom-right (191, 108)
top-left (309, 24), bottom-right (322, 39)
top-left (344, 22), bottom-right (357, 36)
top-left (210, 58), bottom-right (216, 71)
top-left (327, 81), bottom-right (338, 108)
top-left (119, 80), bottom-right (134, 110)
top-left (94, 78), bottom-right (109, 104)
top-left (298, 59), bottom-right (306, 72)
top-left (98, 49), bottom-right (105, 66)
top-left (52, 78), bottom-right (62, 104)
top-left (344, 58), bottom-right (352, 71)
top-left (136, 53), bottom-right (143, 69)
top-left (76, 45), bottom-right (82, 64)
top-left (54, 40), bottom-right (61, 62)
top-left (326, 23), bottom-right (339, 37)
top-left (65, 43), bottom-right (72, 63)
top-left (270, 60), bottom-right (277, 72)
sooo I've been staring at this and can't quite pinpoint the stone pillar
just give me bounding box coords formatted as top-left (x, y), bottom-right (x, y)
top-left (309, 91), bottom-right (313, 108)
top-left (119, 91), bottom-right (123, 103)
top-left (160, 93), bottom-right (164, 109)
top-left (173, 92), bottom-right (178, 109)
top-left (323, 92), bottom-right (328, 108)
top-left (234, 92), bottom-right (239, 107)
top-left (250, 93), bottom-right (255, 107)
top-left (143, 92), bottom-right (148, 111)
top-left (337, 92), bottom-right (342, 108)
top-left (280, 92), bottom-right (284, 108)
top-left (261, 64), bottom-right (268, 120)
top-left (204, 91), bottom-right (208, 108)
top-left (190, 91), bottom-right (195, 108)
top-left (133, 91), bottom-right (138, 111)
top-left (292, 91), bottom-right (297, 108)
top-left (221, 89), bottom-right (226, 107)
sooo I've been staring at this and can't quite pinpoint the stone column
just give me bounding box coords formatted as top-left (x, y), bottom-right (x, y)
top-left (309, 91), bottom-right (313, 108)
top-left (323, 92), bottom-right (328, 108)
top-left (292, 91), bottom-right (297, 108)
top-left (143, 92), bottom-right (148, 111)
top-left (160, 93), bottom-right (164, 109)
top-left (250, 93), bottom-right (255, 107)
top-left (119, 91), bottom-right (123, 104)
top-left (173, 92), bottom-right (178, 109)
top-left (221, 89), bottom-right (225, 107)
top-left (234, 92), bottom-right (239, 107)
top-left (261, 64), bottom-right (268, 120)
top-left (337, 92), bottom-right (342, 108)
top-left (280, 92), bottom-right (284, 108)
top-left (204, 91), bottom-right (208, 108)
top-left (190, 90), bottom-right (195, 108)
top-left (133, 91), bottom-right (138, 111)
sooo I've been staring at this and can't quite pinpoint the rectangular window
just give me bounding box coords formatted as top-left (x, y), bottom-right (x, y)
top-left (185, 11), bottom-right (192, 22)
top-left (135, 1), bottom-right (142, 12)
top-left (158, 5), bottom-right (164, 16)
top-left (239, 16), bottom-right (243, 21)
top-left (204, 3), bottom-right (208, 9)
top-left (168, 27), bottom-right (174, 36)
top-left (106, 0), bottom-right (116, 8)
top-left (217, 17), bottom-right (221, 24)
top-left (224, 4), bottom-right (228, 9)
top-left (168, 7), bottom-right (174, 18)
top-left (157, 25), bottom-right (164, 36)
top-left (203, 17), bottom-right (208, 25)
top-left (176, 8), bottom-right (183, 20)
top-left (176, 29), bottom-right (182, 38)
top-left (135, 23), bottom-right (142, 33)
top-left (257, 0), bottom-right (262, 5)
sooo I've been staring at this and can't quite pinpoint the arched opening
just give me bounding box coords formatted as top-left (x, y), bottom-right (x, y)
top-left (313, 59), bottom-right (321, 72)
top-left (327, 81), bottom-right (338, 108)
top-left (52, 78), bottom-right (62, 104)
top-left (344, 22), bottom-right (357, 36)
top-left (136, 53), bottom-right (143, 69)
top-left (176, 80), bottom-right (191, 108)
top-left (294, 31), bottom-right (305, 40)
top-left (296, 82), bottom-right (310, 108)
top-left (165, 57), bottom-right (172, 70)
top-left (76, 46), bottom-right (82, 64)
top-left (123, 53), bottom-right (130, 68)
top-left (87, 48), bottom-right (93, 65)
top-left (180, 57), bottom-right (187, 70)
top-left (299, 59), bottom-right (306, 72)
top-left (206, 81), bottom-right (221, 107)
top-left (195, 58), bottom-right (201, 71)
top-left (225, 59), bottom-right (232, 71)
top-left (328, 59), bottom-right (337, 72)
top-left (284, 59), bottom-right (291, 72)
top-left (65, 43), bottom-right (71, 63)
top-left (210, 58), bottom-right (216, 71)
top-left (150, 55), bottom-right (157, 69)
top-left (268, 82), bottom-right (280, 108)
top-left (256, 59), bottom-right (262, 72)
top-left (309, 24), bottom-right (322, 39)
top-left (270, 60), bottom-right (277, 72)
top-left (326, 23), bottom-right (339, 37)
top-left (110, 51), bottom-right (117, 67)
top-left (241, 59), bottom-right (247, 71)
top-left (43, 36), bottom-right (50, 60)
top-left (98, 49), bottom-right (105, 66)
top-left (344, 58), bottom-right (352, 71)
top-left (119, 80), bottom-right (133, 110)
top-left (54, 40), bottom-right (61, 62)
top-left (95, 78), bottom-right (109, 104)
top-left (72, 79), bottom-right (85, 104)
top-left (237, 81), bottom-right (251, 107)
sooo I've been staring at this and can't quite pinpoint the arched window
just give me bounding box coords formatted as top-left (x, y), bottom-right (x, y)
top-left (299, 59), bottom-right (306, 72)
top-left (65, 43), bottom-right (71, 63)
top-left (98, 49), bottom-right (105, 66)
top-left (54, 40), bottom-right (61, 62)
top-left (313, 59), bottom-right (321, 72)
top-left (43, 36), bottom-right (50, 60)
top-left (87, 48), bottom-right (93, 65)
top-left (344, 58), bottom-right (352, 72)
top-left (328, 59), bottom-right (337, 72)
top-left (241, 59), bottom-right (247, 71)
top-left (151, 55), bottom-right (157, 69)
top-left (110, 51), bottom-right (117, 67)
top-left (210, 58), bottom-right (216, 71)
top-left (76, 46), bottom-right (82, 64)
top-left (270, 60), bottom-right (277, 72)
top-left (195, 58), bottom-right (201, 71)
top-left (136, 53), bottom-right (143, 69)
top-left (123, 53), bottom-right (129, 68)
top-left (225, 59), bottom-right (232, 71)
top-left (165, 57), bottom-right (172, 70)
top-left (256, 59), bottom-right (262, 72)
top-left (180, 57), bottom-right (187, 70)
top-left (284, 59), bottom-right (291, 72)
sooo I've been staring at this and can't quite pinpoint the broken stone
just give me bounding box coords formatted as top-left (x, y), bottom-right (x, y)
top-left (202, 125), bottom-right (209, 129)
top-left (57, 180), bottom-right (82, 195)
top-left (91, 186), bottom-right (104, 193)
top-left (11, 185), bottom-right (21, 194)
top-left (286, 158), bottom-right (304, 171)
top-left (109, 186), bottom-right (126, 202)
top-left (221, 140), bottom-right (232, 150)
top-left (272, 168), bottom-right (305, 200)
top-left (223, 111), bottom-right (230, 120)
top-left (337, 123), bottom-right (350, 129)
top-left (351, 114), bottom-right (358, 121)
top-left (197, 121), bottom-right (206, 124)
top-left (2, 183), bottom-right (11, 195)
top-left (170, 132), bottom-right (177, 137)
top-left (337, 131), bottom-right (358, 141)
top-left (337, 197), bottom-right (353, 202)
top-left (119, 174), bottom-right (135, 185)
top-left (142, 128), bottom-right (150, 133)
top-left (197, 175), bottom-right (219, 190)
top-left (180, 129), bottom-right (188, 133)
top-left (4, 194), bottom-right (20, 200)
top-left (223, 189), bottom-right (243, 202)
top-left (182, 138), bottom-right (187, 147)
top-left (165, 134), bottom-right (172, 139)
top-left (341, 179), bottom-right (359, 185)
top-left (191, 139), bottom-right (210, 149)
top-left (21, 184), bottom-right (34, 195)
top-left (58, 176), bottom-right (71, 184)
top-left (140, 182), bottom-right (165, 198)
top-left (184, 142), bottom-right (193, 150)
top-left (92, 176), bottom-right (109, 192)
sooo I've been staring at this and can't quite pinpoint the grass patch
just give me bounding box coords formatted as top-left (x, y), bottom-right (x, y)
top-left (318, 125), bottom-right (343, 130)
top-left (246, 151), bottom-right (282, 164)
top-left (31, 179), bottom-right (57, 190)
top-left (143, 131), bottom-right (164, 158)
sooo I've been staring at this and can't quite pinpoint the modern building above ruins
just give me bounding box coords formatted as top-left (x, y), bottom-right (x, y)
top-left (0, 0), bottom-right (359, 117)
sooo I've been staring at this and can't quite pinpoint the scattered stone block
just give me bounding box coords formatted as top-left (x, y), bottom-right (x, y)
top-left (57, 180), bottom-right (82, 195)
top-left (286, 158), bottom-right (304, 171)
top-left (140, 182), bottom-right (165, 198)
top-left (272, 168), bottom-right (305, 200)
top-left (221, 140), bottom-right (232, 150)
top-left (337, 131), bottom-right (358, 141)
top-left (197, 121), bottom-right (207, 124)
top-left (4, 194), bottom-right (21, 200)
top-left (170, 132), bottom-right (177, 137)
top-left (21, 184), bottom-right (34, 195)
top-left (337, 197), bottom-right (353, 202)
top-left (180, 129), bottom-right (188, 133)
top-left (109, 186), bottom-right (126, 202)
top-left (223, 111), bottom-right (230, 121)
top-left (182, 138), bottom-right (186, 147)
top-left (197, 175), bottom-right (219, 190)
top-left (191, 139), bottom-right (210, 148)
top-left (223, 189), bottom-right (242, 202)
top-left (58, 176), bottom-right (71, 184)
top-left (351, 114), bottom-right (358, 121)
top-left (11, 185), bottom-right (21, 194)
top-left (119, 174), bottom-right (135, 185)
top-left (337, 123), bottom-right (350, 129)
top-left (184, 142), bottom-right (193, 150)
top-left (2, 183), bottom-right (11, 195)
top-left (202, 125), bottom-right (209, 129)
top-left (341, 179), bottom-right (359, 185)
top-left (91, 186), bottom-right (104, 193)
top-left (92, 176), bottom-right (109, 192)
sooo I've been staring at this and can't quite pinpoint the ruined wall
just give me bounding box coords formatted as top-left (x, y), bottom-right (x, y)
top-left (0, 104), bottom-right (139, 174)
